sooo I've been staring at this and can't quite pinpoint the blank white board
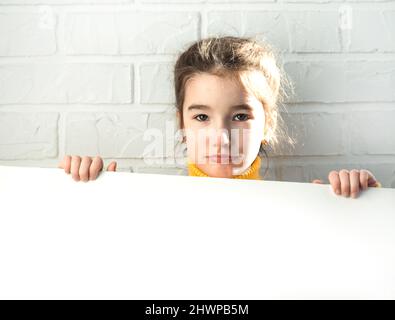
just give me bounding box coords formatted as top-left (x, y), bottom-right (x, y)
top-left (0, 164), bottom-right (395, 299)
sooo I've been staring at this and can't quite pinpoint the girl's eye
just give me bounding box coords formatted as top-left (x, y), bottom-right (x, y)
top-left (233, 114), bottom-right (250, 121)
top-left (193, 114), bottom-right (209, 122)
top-left (193, 113), bottom-right (251, 122)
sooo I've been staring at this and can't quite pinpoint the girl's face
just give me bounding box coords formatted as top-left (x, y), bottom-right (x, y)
top-left (178, 72), bottom-right (266, 178)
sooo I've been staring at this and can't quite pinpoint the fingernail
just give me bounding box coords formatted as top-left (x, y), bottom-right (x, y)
top-left (335, 189), bottom-right (340, 195)
top-left (351, 192), bottom-right (357, 198)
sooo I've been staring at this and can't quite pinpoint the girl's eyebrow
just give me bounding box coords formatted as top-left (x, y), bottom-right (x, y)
top-left (187, 104), bottom-right (253, 112)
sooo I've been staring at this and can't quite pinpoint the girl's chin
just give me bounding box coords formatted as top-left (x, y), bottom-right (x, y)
top-left (202, 157), bottom-right (244, 166)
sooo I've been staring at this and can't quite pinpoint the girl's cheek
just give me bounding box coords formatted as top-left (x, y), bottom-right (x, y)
top-left (185, 128), bottom-right (206, 162)
top-left (241, 126), bottom-right (264, 154)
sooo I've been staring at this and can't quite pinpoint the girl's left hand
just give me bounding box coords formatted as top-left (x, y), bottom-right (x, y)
top-left (312, 169), bottom-right (379, 199)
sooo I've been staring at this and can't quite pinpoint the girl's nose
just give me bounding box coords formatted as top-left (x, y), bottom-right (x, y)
top-left (212, 128), bottom-right (230, 147)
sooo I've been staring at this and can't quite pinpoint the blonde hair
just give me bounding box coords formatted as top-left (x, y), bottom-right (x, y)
top-left (173, 36), bottom-right (295, 176)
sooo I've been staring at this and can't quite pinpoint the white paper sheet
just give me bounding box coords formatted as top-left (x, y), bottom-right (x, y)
top-left (0, 164), bottom-right (394, 299)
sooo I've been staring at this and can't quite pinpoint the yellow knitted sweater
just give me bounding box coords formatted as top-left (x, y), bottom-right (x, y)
top-left (187, 155), bottom-right (262, 180)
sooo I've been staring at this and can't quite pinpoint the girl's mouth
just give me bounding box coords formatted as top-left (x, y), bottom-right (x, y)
top-left (206, 155), bottom-right (232, 164)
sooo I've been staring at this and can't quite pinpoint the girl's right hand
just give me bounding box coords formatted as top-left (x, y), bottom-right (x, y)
top-left (58, 155), bottom-right (117, 182)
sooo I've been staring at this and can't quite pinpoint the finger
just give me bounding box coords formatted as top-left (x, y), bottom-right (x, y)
top-left (70, 155), bottom-right (82, 181)
top-left (359, 169), bottom-right (369, 190)
top-left (339, 169), bottom-right (350, 197)
top-left (312, 179), bottom-right (324, 184)
top-left (107, 161), bottom-right (117, 172)
top-left (328, 171), bottom-right (341, 195)
top-left (79, 156), bottom-right (93, 182)
top-left (350, 169), bottom-right (360, 198)
top-left (58, 155), bottom-right (71, 174)
top-left (89, 156), bottom-right (104, 180)
top-left (365, 170), bottom-right (379, 187)
top-left (57, 156), bottom-right (64, 169)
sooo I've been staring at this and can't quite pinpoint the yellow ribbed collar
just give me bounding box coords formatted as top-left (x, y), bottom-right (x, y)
top-left (187, 155), bottom-right (262, 180)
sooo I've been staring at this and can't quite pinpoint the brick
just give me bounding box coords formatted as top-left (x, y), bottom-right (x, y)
top-left (287, 11), bottom-right (340, 52)
top-left (0, 112), bottom-right (58, 159)
top-left (284, 61), bottom-right (395, 103)
top-left (273, 112), bottom-right (346, 156)
top-left (0, 64), bottom-right (132, 104)
top-left (143, 0), bottom-right (274, 2)
top-left (64, 12), bottom-right (200, 55)
top-left (350, 111), bottom-right (395, 155)
top-left (0, 0), bottom-right (132, 4)
top-left (0, 12), bottom-right (56, 56)
top-left (140, 63), bottom-right (174, 104)
top-left (208, 11), bottom-right (289, 52)
top-left (349, 11), bottom-right (395, 52)
top-left (65, 112), bottom-right (149, 158)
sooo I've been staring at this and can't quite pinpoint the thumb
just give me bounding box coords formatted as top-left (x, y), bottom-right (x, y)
top-left (57, 155), bottom-right (66, 169)
top-left (367, 174), bottom-right (378, 187)
top-left (106, 161), bottom-right (117, 172)
top-left (312, 179), bottom-right (324, 184)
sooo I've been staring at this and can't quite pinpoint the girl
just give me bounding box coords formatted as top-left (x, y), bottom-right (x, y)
top-left (58, 36), bottom-right (381, 198)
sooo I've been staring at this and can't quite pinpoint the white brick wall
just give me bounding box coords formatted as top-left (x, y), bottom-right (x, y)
top-left (0, 0), bottom-right (394, 187)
